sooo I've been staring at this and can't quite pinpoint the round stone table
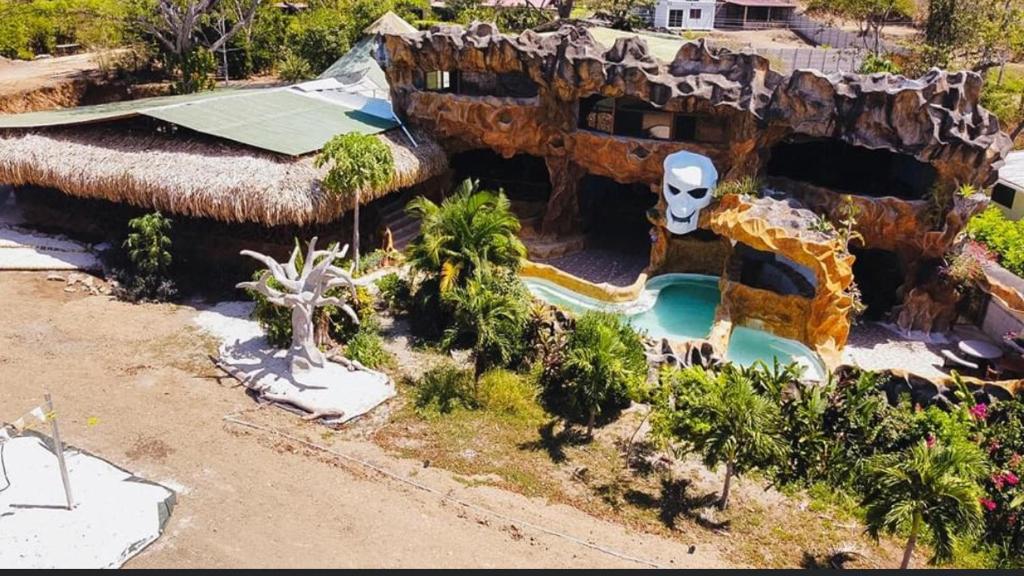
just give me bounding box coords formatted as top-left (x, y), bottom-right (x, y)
top-left (959, 339), bottom-right (1004, 363)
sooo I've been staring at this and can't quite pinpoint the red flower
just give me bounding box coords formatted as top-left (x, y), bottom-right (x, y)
top-left (980, 497), bottom-right (998, 512)
top-left (926, 434), bottom-right (936, 448)
top-left (969, 403), bottom-right (988, 421)
top-left (1005, 471), bottom-right (1020, 487)
top-left (992, 474), bottom-right (1006, 490)
top-left (989, 440), bottom-right (1001, 455)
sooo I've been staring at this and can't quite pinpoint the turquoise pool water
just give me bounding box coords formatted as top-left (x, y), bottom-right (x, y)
top-left (522, 274), bottom-right (824, 380)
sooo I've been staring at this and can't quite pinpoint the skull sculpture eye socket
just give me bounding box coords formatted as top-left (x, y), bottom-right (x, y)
top-left (668, 184), bottom-right (681, 196)
top-left (687, 187), bottom-right (709, 199)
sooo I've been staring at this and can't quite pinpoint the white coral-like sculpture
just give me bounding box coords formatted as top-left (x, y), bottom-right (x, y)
top-left (237, 237), bottom-right (357, 375)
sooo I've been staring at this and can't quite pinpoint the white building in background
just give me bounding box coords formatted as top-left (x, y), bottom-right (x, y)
top-left (653, 0), bottom-right (718, 30)
top-left (992, 150), bottom-right (1024, 221)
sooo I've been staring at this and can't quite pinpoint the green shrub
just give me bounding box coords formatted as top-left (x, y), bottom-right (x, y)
top-left (376, 272), bottom-right (412, 313)
top-left (414, 363), bottom-right (476, 415)
top-left (858, 53), bottom-right (902, 74)
top-left (345, 317), bottom-right (392, 369)
top-left (115, 211), bottom-right (177, 302)
top-left (712, 176), bottom-right (759, 200)
top-left (168, 47), bottom-right (216, 94)
top-left (477, 368), bottom-right (541, 418)
top-left (285, 7), bottom-right (351, 73)
top-left (544, 311), bottom-right (647, 435)
top-left (276, 50), bottom-right (313, 83)
top-left (967, 207), bottom-right (1024, 276)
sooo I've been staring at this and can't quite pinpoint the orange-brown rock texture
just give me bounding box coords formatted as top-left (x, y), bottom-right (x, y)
top-left (378, 22), bottom-right (1012, 355)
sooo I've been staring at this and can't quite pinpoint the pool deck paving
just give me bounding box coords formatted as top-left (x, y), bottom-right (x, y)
top-left (538, 249), bottom-right (647, 287)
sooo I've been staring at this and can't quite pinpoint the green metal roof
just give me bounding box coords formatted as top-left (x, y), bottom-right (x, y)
top-left (0, 86), bottom-right (399, 156)
top-left (318, 37), bottom-right (390, 96)
top-left (143, 89), bottom-right (397, 156)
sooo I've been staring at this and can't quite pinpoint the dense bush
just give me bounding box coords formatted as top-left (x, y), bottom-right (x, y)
top-left (0, 0), bottom-right (129, 60)
top-left (345, 316), bottom-right (392, 369)
top-left (652, 359), bottom-right (1024, 566)
top-left (284, 7), bottom-right (351, 74)
top-left (477, 369), bottom-right (541, 418)
top-left (114, 211), bottom-right (177, 303)
top-left (543, 311), bottom-right (647, 436)
top-left (375, 272), bottom-right (412, 313)
top-left (275, 50), bottom-right (313, 83)
top-left (413, 363), bottom-right (476, 415)
top-left (966, 207), bottom-right (1024, 276)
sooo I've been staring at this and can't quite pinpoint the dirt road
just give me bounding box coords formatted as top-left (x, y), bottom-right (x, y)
top-left (0, 272), bottom-right (727, 568)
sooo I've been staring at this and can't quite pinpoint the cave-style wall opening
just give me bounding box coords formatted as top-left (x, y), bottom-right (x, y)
top-left (450, 149), bottom-right (551, 232)
top-left (766, 139), bottom-right (937, 200)
top-left (851, 247), bottom-right (904, 320)
top-left (727, 242), bottom-right (817, 298)
top-left (414, 70), bottom-right (538, 98)
top-left (579, 175), bottom-right (656, 255)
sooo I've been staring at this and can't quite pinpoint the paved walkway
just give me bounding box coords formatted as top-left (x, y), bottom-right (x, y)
top-left (539, 248), bottom-right (647, 287)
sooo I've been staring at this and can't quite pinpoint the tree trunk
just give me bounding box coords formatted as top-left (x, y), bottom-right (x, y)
top-left (557, 0), bottom-right (573, 19)
top-left (353, 189), bottom-right (361, 272)
top-left (719, 461), bottom-right (734, 510)
top-left (900, 513), bottom-right (922, 569)
top-left (586, 408), bottom-right (596, 438)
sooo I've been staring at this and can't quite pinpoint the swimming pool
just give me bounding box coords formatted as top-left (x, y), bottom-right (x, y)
top-left (522, 274), bottom-right (825, 380)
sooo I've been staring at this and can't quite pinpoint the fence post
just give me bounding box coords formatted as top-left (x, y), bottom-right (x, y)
top-left (44, 392), bottom-right (74, 511)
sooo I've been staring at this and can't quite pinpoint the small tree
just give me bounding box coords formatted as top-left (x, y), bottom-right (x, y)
top-left (557, 311), bottom-right (646, 437)
top-left (406, 179), bottom-right (526, 294)
top-left (861, 440), bottom-right (987, 568)
top-left (443, 270), bottom-right (529, 389)
top-left (315, 133), bottom-right (394, 272)
top-left (119, 211), bottom-right (177, 302)
top-left (696, 367), bottom-right (786, 509)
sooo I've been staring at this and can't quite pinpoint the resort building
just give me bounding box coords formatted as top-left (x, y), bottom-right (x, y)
top-left (653, 0), bottom-right (717, 31)
top-left (376, 22), bottom-right (1011, 365)
top-left (992, 150), bottom-right (1024, 220)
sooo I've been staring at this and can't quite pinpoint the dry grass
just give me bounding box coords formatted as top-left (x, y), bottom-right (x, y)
top-left (371, 379), bottom-right (909, 568)
top-left (0, 125), bottom-right (447, 226)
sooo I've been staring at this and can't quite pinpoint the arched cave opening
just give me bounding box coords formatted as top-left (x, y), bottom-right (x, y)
top-left (766, 138), bottom-right (937, 200)
top-left (727, 242), bottom-right (817, 298)
top-left (850, 247), bottom-right (904, 320)
top-left (449, 149), bottom-right (551, 231)
top-left (579, 175), bottom-right (657, 255)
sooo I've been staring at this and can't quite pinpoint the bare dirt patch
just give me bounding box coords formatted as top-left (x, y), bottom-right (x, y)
top-left (0, 271), bottom-right (730, 568)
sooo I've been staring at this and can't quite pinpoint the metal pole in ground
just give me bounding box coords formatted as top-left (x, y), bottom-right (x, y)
top-left (44, 392), bottom-right (74, 510)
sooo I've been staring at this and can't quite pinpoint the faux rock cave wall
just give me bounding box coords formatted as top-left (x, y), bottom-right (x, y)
top-left (378, 22), bottom-right (1012, 353)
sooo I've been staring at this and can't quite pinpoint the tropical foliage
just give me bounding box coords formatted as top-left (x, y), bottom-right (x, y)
top-left (861, 440), bottom-right (987, 568)
top-left (966, 207), bottom-right (1024, 276)
top-left (544, 311), bottom-right (647, 437)
top-left (116, 211), bottom-right (177, 302)
top-left (406, 178), bottom-right (526, 295)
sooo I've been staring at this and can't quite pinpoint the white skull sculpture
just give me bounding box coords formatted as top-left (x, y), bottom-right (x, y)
top-left (662, 151), bottom-right (718, 235)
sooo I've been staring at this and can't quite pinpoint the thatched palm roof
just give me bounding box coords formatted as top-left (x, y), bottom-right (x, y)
top-left (0, 125), bottom-right (447, 227)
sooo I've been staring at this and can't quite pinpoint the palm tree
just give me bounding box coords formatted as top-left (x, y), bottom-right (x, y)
top-left (561, 312), bottom-right (646, 437)
top-left (316, 133), bottom-right (394, 272)
top-left (693, 366), bottom-right (786, 509)
top-left (443, 271), bottom-right (527, 389)
top-left (861, 440), bottom-right (987, 568)
top-left (406, 179), bottom-right (526, 294)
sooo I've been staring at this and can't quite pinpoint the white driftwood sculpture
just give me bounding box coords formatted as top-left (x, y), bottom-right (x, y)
top-left (219, 237), bottom-right (396, 423)
top-left (237, 237), bottom-right (358, 375)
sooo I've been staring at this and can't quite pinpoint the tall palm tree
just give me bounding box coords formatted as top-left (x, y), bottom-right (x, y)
top-left (693, 366), bottom-right (786, 509)
top-left (861, 440), bottom-right (987, 568)
top-left (316, 133), bottom-right (394, 272)
top-left (406, 179), bottom-right (525, 293)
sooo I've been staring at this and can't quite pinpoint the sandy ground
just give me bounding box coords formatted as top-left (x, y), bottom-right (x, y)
top-left (0, 271), bottom-right (728, 568)
top-left (0, 52), bottom-right (116, 94)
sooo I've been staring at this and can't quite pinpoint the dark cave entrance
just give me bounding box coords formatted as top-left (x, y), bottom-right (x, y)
top-left (766, 138), bottom-right (937, 200)
top-left (851, 247), bottom-right (905, 320)
top-left (579, 175), bottom-right (657, 256)
top-left (728, 242), bottom-right (817, 298)
top-left (449, 149), bottom-right (552, 231)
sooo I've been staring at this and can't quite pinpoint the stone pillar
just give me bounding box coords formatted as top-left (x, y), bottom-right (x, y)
top-left (541, 156), bottom-right (584, 237)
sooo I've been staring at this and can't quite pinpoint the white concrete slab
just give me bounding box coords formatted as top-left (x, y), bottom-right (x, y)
top-left (0, 192), bottom-right (101, 271)
top-left (0, 434), bottom-right (175, 568)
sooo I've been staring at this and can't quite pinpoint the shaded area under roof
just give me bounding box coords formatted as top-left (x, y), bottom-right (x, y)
top-left (0, 87), bottom-right (399, 156)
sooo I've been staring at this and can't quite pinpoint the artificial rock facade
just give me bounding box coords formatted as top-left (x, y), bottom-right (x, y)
top-left (377, 22), bottom-right (1013, 361)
